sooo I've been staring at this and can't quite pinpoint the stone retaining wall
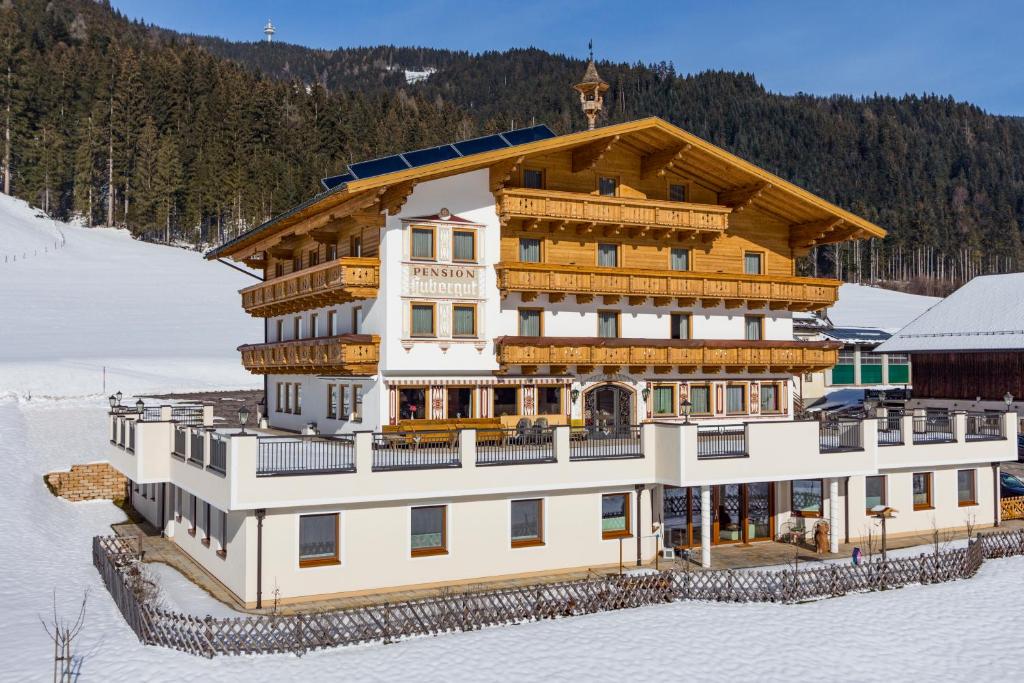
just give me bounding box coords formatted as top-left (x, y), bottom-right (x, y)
top-left (46, 462), bottom-right (127, 502)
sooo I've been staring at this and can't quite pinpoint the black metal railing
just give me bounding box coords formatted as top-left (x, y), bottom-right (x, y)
top-left (819, 419), bottom-right (863, 452)
top-left (965, 412), bottom-right (1003, 441)
top-left (913, 412), bottom-right (954, 444)
top-left (171, 405), bottom-right (204, 426)
top-left (208, 436), bottom-right (228, 474)
top-left (141, 406), bottom-right (163, 421)
top-left (257, 436), bottom-right (355, 476)
top-left (476, 428), bottom-right (556, 466)
top-left (875, 415), bottom-right (903, 446)
top-left (696, 425), bottom-right (746, 458)
top-left (188, 430), bottom-right (206, 466)
top-left (126, 420), bottom-right (136, 452)
top-left (173, 427), bottom-right (187, 460)
top-left (372, 431), bottom-right (461, 471)
top-left (569, 425), bottom-right (642, 460)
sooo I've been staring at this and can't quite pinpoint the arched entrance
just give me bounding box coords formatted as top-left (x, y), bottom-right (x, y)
top-left (584, 384), bottom-right (634, 436)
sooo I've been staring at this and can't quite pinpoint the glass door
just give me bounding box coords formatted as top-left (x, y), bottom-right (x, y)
top-left (715, 485), bottom-right (743, 544)
top-left (745, 482), bottom-right (773, 541)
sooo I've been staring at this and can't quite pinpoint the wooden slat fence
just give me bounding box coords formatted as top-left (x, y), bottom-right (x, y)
top-left (1000, 496), bottom-right (1024, 521)
top-left (94, 529), bottom-right (1019, 658)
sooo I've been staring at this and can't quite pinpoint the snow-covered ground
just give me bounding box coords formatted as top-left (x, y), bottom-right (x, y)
top-left (829, 283), bottom-right (940, 332)
top-left (0, 195), bottom-right (261, 400)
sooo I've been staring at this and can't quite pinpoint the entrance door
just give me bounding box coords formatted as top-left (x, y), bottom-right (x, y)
top-left (585, 384), bottom-right (632, 436)
top-left (715, 484), bottom-right (744, 544)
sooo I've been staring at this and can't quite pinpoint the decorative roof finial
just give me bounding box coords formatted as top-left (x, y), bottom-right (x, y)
top-left (574, 43), bottom-right (609, 131)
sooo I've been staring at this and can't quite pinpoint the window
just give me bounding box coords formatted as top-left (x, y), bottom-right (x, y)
top-left (743, 251), bottom-right (763, 275)
top-left (670, 247), bottom-right (690, 271)
top-left (293, 383), bottom-right (302, 416)
top-left (201, 502), bottom-right (211, 546)
top-left (310, 313), bottom-right (319, 338)
top-left (411, 227), bottom-right (434, 260)
top-left (913, 472), bottom-right (933, 510)
top-left (308, 249), bottom-right (319, 267)
top-left (689, 385), bottom-right (711, 415)
top-left (865, 475), bottom-right (886, 513)
top-left (519, 237), bottom-right (541, 263)
top-left (726, 384), bottom-right (746, 414)
top-left (275, 263), bottom-right (283, 278)
top-left (791, 479), bottom-right (823, 517)
top-left (447, 387), bottom-right (474, 419)
top-left (760, 383), bottom-right (779, 413)
top-left (511, 499), bottom-right (544, 547)
top-left (292, 256), bottom-right (301, 272)
top-left (493, 387), bottom-right (519, 417)
top-left (601, 493), bottom-right (631, 539)
top-left (327, 310), bottom-right (337, 336)
top-left (452, 230), bottom-right (476, 262)
top-left (744, 315), bottom-right (763, 341)
top-left (216, 509), bottom-right (228, 557)
top-left (189, 494), bottom-right (197, 536)
top-left (537, 386), bottom-right (561, 415)
top-left (352, 306), bottom-right (363, 334)
top-left (293, 316), bottom-right (301, 340)
top-left (350, 235), bottom-right (362, 257)
top-left (327, 384), bottom-right (339, 419)
top-left (399, 388), bottom-right (427, 420)
top-left (522, 168), bottom-right (545, 189)
top-left (275, 319), bottom-right (284, 342)
top-left (299, 513), bottom-right (339, 567)
top-left (352, 386), bottom-right (363, 422)
top-left (326, 243), bottom-right (337, 261)
top-left (668, 183), bottom-right (687, 202)
top-left (598, 176), bottom-right (618, 197)
top-left (598, 310), bottom-right (620, 338)
top-left (653, 385), bottom-right (675, 416)
top-left (518, 308), bottom-right (542, 336)
top-left (410, 505), bottom-right (447, 556)
top-left (860, 352), bottom-right (883, 384)
top-left (833, 349), bottom-right (856, 385)
top-left (175, 486), bottom-right (183, 522)
top-left (341, 384), bottom-right (351, 419)
top-left (453, 304), bottom-right (477, 337)
top-left (282, 382), bottom-right (292, 413)
top-left (597, 243), bottom-right (618, 267)
top-left (958, 470), bottom-right (977, 506)
top-left (411, 303), bottom-right (435, 337)
top-left (671, 313), bottom-right (690, 340)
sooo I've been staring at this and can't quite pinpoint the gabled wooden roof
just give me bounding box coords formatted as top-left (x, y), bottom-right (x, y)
top-left (208, 117), bottom-right (887, 261)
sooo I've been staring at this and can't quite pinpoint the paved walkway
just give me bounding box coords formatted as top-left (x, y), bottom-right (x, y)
top-left (111, 518), bottom-right (1024, 616)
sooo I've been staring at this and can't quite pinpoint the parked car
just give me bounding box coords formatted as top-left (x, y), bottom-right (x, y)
top-left (1000, 471), bottom-right (1024, 498)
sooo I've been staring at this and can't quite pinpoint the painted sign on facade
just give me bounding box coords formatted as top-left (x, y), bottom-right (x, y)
top-left (402, 264), bottom-right (484, 299)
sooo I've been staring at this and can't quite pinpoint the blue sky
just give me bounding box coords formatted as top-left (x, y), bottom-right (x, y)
top-left (112, 1), bottom-right (1024, 116)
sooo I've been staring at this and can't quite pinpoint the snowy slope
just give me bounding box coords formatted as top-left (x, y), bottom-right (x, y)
top-left (0, 196), bottom-right (261, 398)
top-left (828, 283), bottom-right (940, 332)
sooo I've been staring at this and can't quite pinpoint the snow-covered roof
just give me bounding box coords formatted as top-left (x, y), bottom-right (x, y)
top-left (875, 273), bottom-right (1024, 353)
top-left (828, 284), bottom-right (940, 333)
top-left (822, 327), bottom-right (892, 344)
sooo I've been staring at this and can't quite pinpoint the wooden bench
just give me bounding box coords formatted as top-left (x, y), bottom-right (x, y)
top-left (382, 418), bottom-right (504, 446)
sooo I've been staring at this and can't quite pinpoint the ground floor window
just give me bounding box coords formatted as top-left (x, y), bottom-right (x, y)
top-left (726, 384), bottom-right (747, 414)
top-left (493, 387), bottom-right (519, 417)
top-left (601, 493), bottom-right (631, 539)
top-left (174, 486), bottom-right (182, 522)
top-left (215, 508), bottom-right (228, 558)
top-left (352, 386), bottom-right (363, 422)
top-left (913, 472), bottom-right (933, 510)
top-left (399, 387), bottom-right (427, 420)
top-left (689, 385), bottom-right (711, 415)
top-left (791, 479), bottom-right (823, 517)
top-left (189, 494), bottom-right (197, 536)
top-left (865, 475), bottom-right (886, 512)
top-left (293, 383), bottom-right (302, 416)
top-left (411, 505), bottom-right (447, 556)
top-left (652, 385), bottom-right (675, 416)
top-left (299, 513), bottom-right (339, 567)
top-left (447, 387), bottom-right (474, 419)
top-left (511, 499), bottom-right (544, 547)
top-left (200, 502), bottom-right (211, 546)
top-left (327, 384), bottom-right (339, 419)
top-left (958, 469), bottom-right (977, 506)
top-left (760, 383), bottom-right (780, 413)
top-left (536, 386), bottom-right (562, 415)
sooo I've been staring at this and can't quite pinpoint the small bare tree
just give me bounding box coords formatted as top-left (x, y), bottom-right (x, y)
top-left (40, 589), bottom-right (88, 683)
top-left (862, 525), bottom-right (877, 563)
top-left (964, 512), bottom-right (977, 541)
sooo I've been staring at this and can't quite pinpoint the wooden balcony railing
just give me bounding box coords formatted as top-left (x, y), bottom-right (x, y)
top-left (239, 334), bottom-right (380, 375)
top-left (495, 262), bottom-right (839, 311)
top-left (496, 187), bottom-right (730, 236)
top-left (493, 337), bottom-right (840, 374)
top-left (239, 257), bottom-right (380, 317)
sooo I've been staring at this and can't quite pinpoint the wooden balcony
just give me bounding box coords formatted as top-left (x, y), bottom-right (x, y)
top-left (496, 187), bottom-right (730, 238)
top-left (495, 262), bottom-right (839, 311)
top-left (239, 334), bottom-right (380, 375)
top-left (239, 257), bottom-right (380, 317)
top-left (493, 337), bottom-right (840, 375)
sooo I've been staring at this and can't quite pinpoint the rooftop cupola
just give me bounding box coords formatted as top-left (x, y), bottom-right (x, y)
top-left (573, 43), bottom-right (609, 131)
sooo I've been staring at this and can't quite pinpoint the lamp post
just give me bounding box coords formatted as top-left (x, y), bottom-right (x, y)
top-left (682, 399), bottom-right (692, 425)
top-left (115, 391), bottom-right (123, 406)
top-left (108, 394), bottom-right (117, 409)
top-left (1004, 392), bottom-right (1014, 413)
top-left (238, 405), bottom-right (250, 435)
top-left (135, 398), bottom-right (145, 416)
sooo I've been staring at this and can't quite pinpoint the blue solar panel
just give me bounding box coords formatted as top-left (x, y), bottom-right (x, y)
top-left (320, 124), bottom-right (557, 188)
top-left (403, 144), bottom-right (462, 167)
top-left (348, 154), bottom-right (411, 180)
top-left (453, 134), bottom-right (509, 156)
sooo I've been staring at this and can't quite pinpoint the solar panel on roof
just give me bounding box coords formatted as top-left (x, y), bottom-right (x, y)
top-left (403, 144), bottom-right (462, 167)
top-left (321, 173), bottom-right (353, 190)
top-left (501, 125), bottom-right (557, 146)
top-left (348, 154), bottom-right (411, 180)
top-left (453, 134), bottom-right (509, 156)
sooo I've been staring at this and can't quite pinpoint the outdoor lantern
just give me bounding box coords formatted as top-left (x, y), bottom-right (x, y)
top-left (115, 391), bottom-right (123, 405)
top-left (641, 386), bottom-right (651, 403)
top-left (108, 394), bottom-right (116, 408)
top-left (570, 388), bottom-right (581, 405)
top-left (682, 399), bottom-right (692, 424)
top-left (1005, 392), bottom-right (1015, 412)
top-left (135, 398), bottom-right (144, 415)
top-left (238, 405), bottom-right (250, 434)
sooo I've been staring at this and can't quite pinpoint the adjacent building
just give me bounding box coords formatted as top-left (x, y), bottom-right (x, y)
top-left (106, 63), bottom-right (1018, 609)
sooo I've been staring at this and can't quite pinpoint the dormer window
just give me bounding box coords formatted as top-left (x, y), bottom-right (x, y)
top-left (598, 176), bottom-right (618, 197)
top-left (523, 169), bottom-right (545, 189)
